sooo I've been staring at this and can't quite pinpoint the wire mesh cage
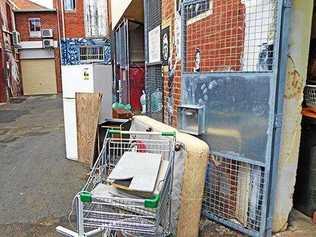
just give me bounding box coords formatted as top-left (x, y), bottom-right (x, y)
top-left (203, 155), bottom-right (265, 234)
top-left (144, 0), bottom-right (163, 122)
top-left (304, 84), bottom-right (316, 108)
top-left (183, 0), bottom-right (277, 73)
top-left (181, 1), bottom-right (281, 236)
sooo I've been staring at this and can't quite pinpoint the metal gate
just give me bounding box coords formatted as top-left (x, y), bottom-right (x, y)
top-left (144, 0), bottom-right (163, 122)
top-left (114, 20), bottom-right (129, 104)
top-left (181, 0), bottom-right (291, 236)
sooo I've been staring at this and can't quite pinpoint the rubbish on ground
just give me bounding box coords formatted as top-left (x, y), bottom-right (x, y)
top-left (56, 130), bottom-right (176, 236)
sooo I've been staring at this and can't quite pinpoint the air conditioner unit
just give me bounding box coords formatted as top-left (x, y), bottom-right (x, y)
top-left (41, 29), bottom-right (53, 38)
top-left (42, 39), bottom-right (54, 48)
top-left (12, 31), bottom-right (21, 47)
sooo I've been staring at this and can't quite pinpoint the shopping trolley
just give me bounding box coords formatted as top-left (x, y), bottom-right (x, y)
top-left (57, 130), bottom-right (176, 237)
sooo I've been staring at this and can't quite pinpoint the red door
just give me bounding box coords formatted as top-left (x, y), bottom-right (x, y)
top-left (129, 66), bottom-right (145, 112)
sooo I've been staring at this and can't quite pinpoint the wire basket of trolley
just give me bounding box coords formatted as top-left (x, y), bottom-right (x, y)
top-left (57, 129), bottom-right (176, 237)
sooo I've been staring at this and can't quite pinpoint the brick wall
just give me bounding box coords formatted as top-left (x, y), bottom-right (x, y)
top-left (54, 0), bottom-right (85, 38)
top-left (15, 11), bottom-right (62, 93)
top-left (0, 0), bottom-right (21, 102)
top-left (0, 1), bottom-right (7, 102)
top-left (15, 11), bottom-right (59, 41)
top-left (161, 0), bottom-right (245, 127)
top-left (161, 0), bottom-right (182, 127)
top-left (185, 0), bottom-right (245, 72)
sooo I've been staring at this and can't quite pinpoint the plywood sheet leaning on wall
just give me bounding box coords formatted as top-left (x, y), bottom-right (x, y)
top-left (76, 92), bottom-right (102, 165)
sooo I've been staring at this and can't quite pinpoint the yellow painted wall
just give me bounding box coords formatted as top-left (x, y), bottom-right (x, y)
top-left (21, 59), bottom-right (57, 96)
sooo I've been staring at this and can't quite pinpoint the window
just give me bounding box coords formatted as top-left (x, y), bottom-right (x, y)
top-left (186, 0), bottom-right (213, 24)
top-left (80, 46), bottom-right (104, 63)
top-left (64, 0), bottom-right (76, 11)
top-left (29, 18), bottom-right (41, 38)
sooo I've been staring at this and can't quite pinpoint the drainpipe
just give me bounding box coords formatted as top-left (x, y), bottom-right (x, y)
top-left (55, 0), bottom-right (63, 93)
top-left (0, 6), bottom-right (8, 102)
top-left (56, 0), bottom-right (62, 42)
top-left (60, 0), bottom-right (66, 39)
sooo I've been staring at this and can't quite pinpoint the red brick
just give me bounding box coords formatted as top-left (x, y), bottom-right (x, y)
top-left (15, 10), bottom-right (62, 93)
top-left (161, 0), bottom-right (245, 127)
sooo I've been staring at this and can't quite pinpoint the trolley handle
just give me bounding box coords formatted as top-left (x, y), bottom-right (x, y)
top-left (109, 129), bottom-right (176, 137)
top-left (79, 191), bottom-right (161, 209)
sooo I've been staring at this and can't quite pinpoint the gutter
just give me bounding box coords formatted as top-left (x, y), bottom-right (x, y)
top-left (14, 9), bottom-right (57, 13)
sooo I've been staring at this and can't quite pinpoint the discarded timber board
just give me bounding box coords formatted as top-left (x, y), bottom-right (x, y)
top-left (76, 92), bottom-right (102, 165)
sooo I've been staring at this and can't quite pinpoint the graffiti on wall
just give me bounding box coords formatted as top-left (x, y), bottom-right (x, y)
top-left (6, 51), bottom-right (21, 97)
top-left (0, 1), bottom-right (21, 99)
top-left (61, 38), bottom-right (111, 65)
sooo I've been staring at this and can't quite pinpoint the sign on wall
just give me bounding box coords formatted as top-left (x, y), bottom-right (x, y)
top-left (161, 26), bottom-right (170, 65)
top-left (175, 0), bottom-right (182, 60)
top-left (148, 25), bottom-right (161, 63)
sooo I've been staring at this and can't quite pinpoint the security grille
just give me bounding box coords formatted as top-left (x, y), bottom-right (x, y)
top-left (144, 0), bottom-right (163, 122)
top-left (181, 0), bottom-right (289, 236)
top-left (204, 155), bottom-right (265, 235)
top-left (115, 23), bottom-right (128, 68)
top-left (80, 46), bottom-right (104, 63)
top-left (183, 0), bottom-right (276, 73)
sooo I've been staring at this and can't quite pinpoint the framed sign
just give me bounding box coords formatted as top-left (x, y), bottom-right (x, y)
top-left (161, 26), bottom-right (170, 65)
top-left (148, 26), bottom-right (161, 63)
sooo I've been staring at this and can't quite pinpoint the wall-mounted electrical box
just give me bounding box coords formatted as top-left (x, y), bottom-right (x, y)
top-left (177, 104), bottom-right (205, 135)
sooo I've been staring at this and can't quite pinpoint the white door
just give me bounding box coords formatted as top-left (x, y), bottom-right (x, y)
top-left (63, 98), bottom-right (78, 160)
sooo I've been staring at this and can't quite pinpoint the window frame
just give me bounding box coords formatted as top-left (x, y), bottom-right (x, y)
top-left (63, 0), bottom-right (76, 12)
top-left (79, 45), bottom-right (105, 63)
top-left (186, 0), bottom-right (214, 25)
top-left (28, 18), bottom-right (41, 38)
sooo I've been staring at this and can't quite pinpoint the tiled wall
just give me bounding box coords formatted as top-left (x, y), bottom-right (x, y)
top-left (60, 38), bottom-right (111, 65)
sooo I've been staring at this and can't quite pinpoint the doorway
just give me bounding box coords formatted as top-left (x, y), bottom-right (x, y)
top-left (293, 4), bottom-right (316, 221)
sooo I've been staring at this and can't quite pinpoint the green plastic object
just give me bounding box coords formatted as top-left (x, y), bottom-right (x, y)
top-left (161, 131), bottom-right (176, 137)
top-left (109, 129), bottom-right (121, 134)
top-left (80, 191), bottom-right (92, 203)
top-left (144, 195), bottom-right (160, 208)
top-left (112, 102), bottom-right (132, 112)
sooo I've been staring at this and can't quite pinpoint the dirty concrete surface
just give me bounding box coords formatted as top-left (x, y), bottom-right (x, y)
top-left (1, 96), bottom-right (316, 237)
top-left (0, 95), bottom-right (89, 237)
top-left (200, 209), bottom-right (316, 237)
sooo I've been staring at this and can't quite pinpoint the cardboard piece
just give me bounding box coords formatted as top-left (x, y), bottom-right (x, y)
top-left (108, 152), bottom-right (162, 193)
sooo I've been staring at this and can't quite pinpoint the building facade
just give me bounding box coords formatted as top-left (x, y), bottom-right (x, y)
top-left (55, 0), bottom-right (111, 66)
top-left (14, 0), bottom-right (62, 95)
top-left (12, 0), bottom-right (111, 96)
top-left (0, 0), bottom-right (21, 103)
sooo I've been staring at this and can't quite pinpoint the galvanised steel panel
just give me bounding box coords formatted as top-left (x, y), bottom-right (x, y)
top-left (181, 0), bottom-right (291, 236)
top-left (182, 72), bottom-right (272, 164)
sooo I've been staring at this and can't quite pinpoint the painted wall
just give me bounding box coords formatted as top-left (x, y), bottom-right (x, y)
top-left (14, 10), bottom-right (62, 93)
top-left (15, 11), bottom-right (59, 41)
top-left (84, 0), bottom-right (109, 37)
top-left (110, 0), bottom-right (132, 29)
top-left (273, 0), bottom-right (314, 232)
top-left (60, 38), bottom-right (111, 65)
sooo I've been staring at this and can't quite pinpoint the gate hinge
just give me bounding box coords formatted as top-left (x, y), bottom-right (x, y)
top-left (283, 0), bottom-right (292, 8)
top-left (274, 113), bottom-right (283, 128)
